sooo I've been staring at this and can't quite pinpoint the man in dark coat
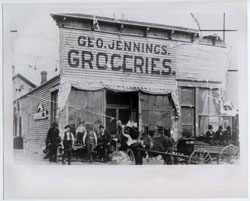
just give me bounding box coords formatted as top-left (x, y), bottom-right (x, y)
top-left (223, 126), bottom-right (232, 144)
top-left (62, 125), bottom-right (75, 165)
top-left (205, 125), bottom-right (217, 145)
top-left (215, 126), bottom-right (225, 145)
top-left (97, 125), bottom-right (111, 163)
top-left (45, 122), bottom-right (60, 162)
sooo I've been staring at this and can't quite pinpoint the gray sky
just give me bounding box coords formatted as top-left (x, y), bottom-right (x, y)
top-left (4, 2), bottom-right (245, 86)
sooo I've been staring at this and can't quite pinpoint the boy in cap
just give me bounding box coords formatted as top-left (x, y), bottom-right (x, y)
top-left (62, 125), bottom-right (75, 165)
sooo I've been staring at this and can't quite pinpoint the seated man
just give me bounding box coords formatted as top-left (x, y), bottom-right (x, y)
top-left (205, 125), bottom-right (218, 145)
top-left (223, 126), bottom-right (232, 144)
top-left (215, 126), bottom-right (225, 145)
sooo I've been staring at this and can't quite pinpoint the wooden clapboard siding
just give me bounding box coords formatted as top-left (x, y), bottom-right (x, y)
top-left (19, 76), bottom-right (60, 159)
top-left (176, 44), bottom-right (228, 82)
top-left (60, 27), bottom-right (228, 86)
top-left (60, 28), bottom-right (177, 87)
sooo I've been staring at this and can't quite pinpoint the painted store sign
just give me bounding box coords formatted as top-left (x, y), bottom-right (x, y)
top-left (62, 29), bottom-right (177, 79)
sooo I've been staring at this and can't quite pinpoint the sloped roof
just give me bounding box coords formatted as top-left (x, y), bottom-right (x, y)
top-left (13, 73), bottom-right (37, 88)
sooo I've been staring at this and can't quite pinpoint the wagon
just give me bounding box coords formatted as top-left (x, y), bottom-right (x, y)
top-left (173, 138), bottom-right (240, 165)
top-left (135, 138), bottom-right (240, 165)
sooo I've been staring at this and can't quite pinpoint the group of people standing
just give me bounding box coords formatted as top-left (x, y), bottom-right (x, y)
top-left (45, 122), bottom-right (111, 165)
top-left (205, 124), bottom-right (239, 145)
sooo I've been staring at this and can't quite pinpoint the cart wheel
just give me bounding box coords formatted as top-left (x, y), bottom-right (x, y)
top-left (189, 149), bottom-right (212, 164)
top-left (219, 145), bottom-right (240, 164)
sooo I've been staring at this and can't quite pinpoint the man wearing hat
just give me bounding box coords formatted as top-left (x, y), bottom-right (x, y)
top-left (223, 126), bottom-right (232, 144)
top-left (205, 125), bottom-right (217, 145)
top-left (83, 124), bottom-right (97, 163)
top-left (62, 125), bottom-right (75, 165)
top-left (97, 124), bottom-right (111, 163)
top-left (45, 122), bottom-right (60, 162)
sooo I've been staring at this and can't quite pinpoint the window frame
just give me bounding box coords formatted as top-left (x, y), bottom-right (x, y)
top-left (180, 87), bottom-right (196, 137)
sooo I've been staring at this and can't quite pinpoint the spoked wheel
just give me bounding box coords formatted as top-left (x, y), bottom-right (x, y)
top-left (189, 149), bottom-right (212, 165)
top-left (219, 145), bottom-right (240, 164)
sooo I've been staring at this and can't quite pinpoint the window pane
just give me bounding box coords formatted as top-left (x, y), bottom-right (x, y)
top-left (142, 110), bottom-right (149, 126)
top-left (77, 108), bottom-right (86, 124)
top-left (209, 90), bottom-right (221, 115)
top-left (198, 89), bottom-right (209, 115)
top-left (68, 107), bottom-right (77, 125)
top-left (93, 108), bottom-right (103, 132)
top-left (163, 127), bottom-right (171, 136)
top-left (86, 92), bottom-right (94, 108)
top-left (106, 91), bottom-right (130, 105)
top-left (141, 94), bottom-right (149, 109)
top-left (86, 110), bottom-right (93, 124)
top-left (156, 96), bottom-right (163, 110)
top-left (148, 110), bottom-right (156, 126)
top-left (181, 88), bottom-right (194, 106)
top-left (77, 90), bottom-right (87, 108)
top-left (181, 107), bottom-right (194, 125)
top-left (198, 89), bottom-right (221, 116)
top-left (199, 116), bottom-right (209, 136)
top-left (155, 111), bottom-right (163, 126)
top-left (162, 111), bottom-right (171, 126)
top-left (163, 95), bottom-right (171, 110)
top-left (182, 125), bottom-right (193, 137)
top-left (94, 91), bottom-right (103, 108)
top-left (208, 116), bottom-right (220, 132)
top-left (222, 116), bottom-right (232, 129)
top-left (148, 95), bottom-right (156, 110)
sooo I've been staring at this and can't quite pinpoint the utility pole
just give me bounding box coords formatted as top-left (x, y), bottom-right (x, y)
top-left (223, 13), bottom-right (225, 42)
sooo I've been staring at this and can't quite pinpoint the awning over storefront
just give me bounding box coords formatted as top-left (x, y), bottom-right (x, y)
top-left (58, 78), bottom-right (180, 116)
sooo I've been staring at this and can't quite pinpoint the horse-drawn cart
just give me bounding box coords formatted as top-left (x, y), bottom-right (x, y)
top-left (136, 137), bottom-right (240, 165)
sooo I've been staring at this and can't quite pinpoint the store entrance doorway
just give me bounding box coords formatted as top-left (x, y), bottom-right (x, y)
top-left (105, 90), bottom-right (138, 135)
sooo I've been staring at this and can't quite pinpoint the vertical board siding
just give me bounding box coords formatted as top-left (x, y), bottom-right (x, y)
top-left (19, 78), bottom-right (60, 159)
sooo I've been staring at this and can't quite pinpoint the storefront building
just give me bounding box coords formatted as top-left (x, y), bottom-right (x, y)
top-left (16, 13), bottom-right (234, 158)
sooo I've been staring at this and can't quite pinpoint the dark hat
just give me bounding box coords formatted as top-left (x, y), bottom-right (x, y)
top-left (51, 122), bottom-right (58, 127)
top-left (99, 124), bottom-right (104, 129)
top-left (218, 126), bottom-right (223, 129)
top-left (64, 125), bottom-right (71, 130)
top-left (226, 126), bottom-right (231, 130)
top-left (208, 125), bottom-right (213, 129)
